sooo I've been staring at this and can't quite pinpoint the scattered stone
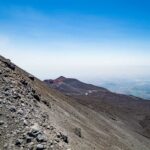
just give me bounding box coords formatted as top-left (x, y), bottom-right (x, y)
top-left (36, 144), bottom-right (45, 150)
top-left (9, 106), bottom-right (16, 112)
top-left (46, 125), bottom-right (50, 129)
top-left (4, 87), bottom-right (9, 91)
top-left (33, 94), bottom-right (40, 101)
top-left (3, 143), bottom-right (8, 148)
top-left (57, 132), bottom-right (69, 143)
top-left (36, 134), bottom-right (47, 142)
top-left (17, 109), bottom-right (24, 115)
top-left (13, 93), bottom-right (21, 99)
top-left (74, 128), bottom-right (82, 138)
top-left (12, 131), bottom-right (17, 135)
top-left (4, 125), bottom-right (8, 128)
top-left (28, 75), bottom-right (35, 81)
top-left (31, 123), bottom-right (40, 131)
top-left (27, 142), bottom-right (34, 150)
top-left (15, 139), bottom-right (23, 146)
top-left (56, 132), bottom-right (61, 138)
top-left (42, 100), bottom-right (51, 108)
top-left (23, 119), bottom-right (28, 126)
top-left (20, 79), bottom-right (28, 86)
top-left (4, 60), bottom-right (15, 70)
top-left (54, 138), bottom-right (60, 143)
top-left (26, 136), bottom-right (33, 143)
top-left (0, 120), bottom-right (4, 125)
top-left (47, 125), bottom-right (54, 130)
top-left (27, 129), bottom-right (41, 138)
top-left (4, 91), bottom-right (10, 97)
top-left (61, 134), bottom-right (68, 143)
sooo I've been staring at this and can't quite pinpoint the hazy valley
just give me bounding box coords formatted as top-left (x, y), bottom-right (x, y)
top-left (98, 79), bottom-right (150, 100)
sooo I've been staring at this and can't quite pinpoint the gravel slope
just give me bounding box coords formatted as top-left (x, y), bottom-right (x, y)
top-left (0, 55), bottom-right (150, 150)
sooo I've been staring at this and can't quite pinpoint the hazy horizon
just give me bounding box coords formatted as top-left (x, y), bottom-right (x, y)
top-left (0, 0), bottom-right (150, 83)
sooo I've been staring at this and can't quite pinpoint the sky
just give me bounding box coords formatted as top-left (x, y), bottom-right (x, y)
top-left (0, 0), bottom-right (150, 82)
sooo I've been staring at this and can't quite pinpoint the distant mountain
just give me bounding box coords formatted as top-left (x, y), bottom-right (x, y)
top-left (44, 76), bottom-right (150, 141)
top-left (44, 76), bottom-right (108, 95)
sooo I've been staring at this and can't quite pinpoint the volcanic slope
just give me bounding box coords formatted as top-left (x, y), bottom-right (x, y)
top-left (45, 77), bottom-right (150, 141)
top-left (0, 56), bottom-right (150, 150)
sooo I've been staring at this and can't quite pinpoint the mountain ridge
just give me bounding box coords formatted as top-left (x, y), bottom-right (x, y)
top-left (44, 76), bottom-right (150, 139)
top-left (44, 76), bottom-right (108, 96)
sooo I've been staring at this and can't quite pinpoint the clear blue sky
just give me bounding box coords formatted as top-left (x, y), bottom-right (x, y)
top-left (0, 0), bottom-right (150, 81)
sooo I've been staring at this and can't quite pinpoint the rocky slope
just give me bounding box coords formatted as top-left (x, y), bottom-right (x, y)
top-left (1, 55), bottom-right (150, 150)
top-left (0, 56), bottom-right (71, 150)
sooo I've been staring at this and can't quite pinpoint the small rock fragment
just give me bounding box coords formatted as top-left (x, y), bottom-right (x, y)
top-left (57, 132), bottom-right (69, 143)
top-left (26, 136), bottom-right (33, 143)
top-left (33, 94), bottom-right (40, 101)
top-left (27, 129), bottom-right (40, 138)
top-left (36, 144), bottom-right (45, 150)
top-left (9, 106), bottom-right (16, 112)
top-left (0, 120), bottom-right (4, 125)
top-left (36, 134), bottom-right (47, 142)
top-left (3, 143), bottom-right (8, 148)
top-left (74, 128), bottom-right (82, 138)
top-left (61, 134), bottom-right (68, 143)
top-left (5, 61), bottom-right (15, 70)
top-left (15, 139), bottom-right (23, 146)
top-left (28, 75), bottom-right (35, 81)
top-left (17, 109), bottom-right (24, 115)
top-left (20, 80), bottom-right (28, 86)
top-left (23, 119), bottom-right (28, 126)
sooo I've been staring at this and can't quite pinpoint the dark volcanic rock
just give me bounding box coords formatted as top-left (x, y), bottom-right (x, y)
top-left (28, 75), bottom-right (35, 81)
top-left (27, 129), bottom-right (41, 138)
top-left (74, 128), bottom-right (82, 138)
top-left (26, 136), bottom-right (33, 143)
top-left (1, 58), bottom-right (15, 70)
top-left (57, 132), bottom-right (68, 144)
top-left (9, 106), bottom-right (16, 112)
top-left (15, 139), bottom-right (23, 146)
